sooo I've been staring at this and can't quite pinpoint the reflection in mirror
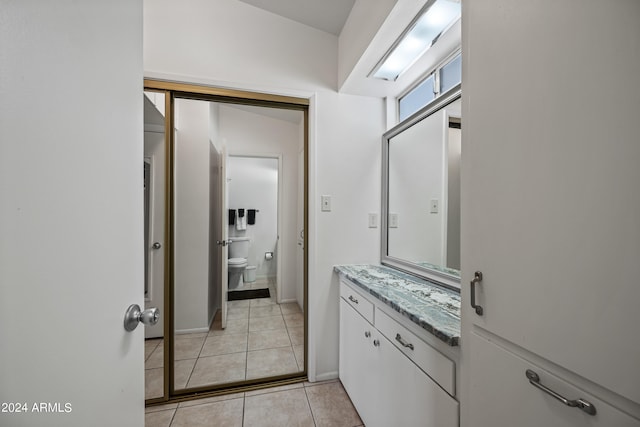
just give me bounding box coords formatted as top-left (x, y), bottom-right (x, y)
top-left (383, 88), bottom-right (461, 287)
top-left (172, 98), bottom-right (305, 392)
top-left (143, 90), bottom-right (166, 400)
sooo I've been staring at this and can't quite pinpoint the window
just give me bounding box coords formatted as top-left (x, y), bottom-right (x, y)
top-left (398, 52), bottom-right (461, 122)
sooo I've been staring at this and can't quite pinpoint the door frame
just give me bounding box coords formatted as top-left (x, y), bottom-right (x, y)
top-left (144, 79), bottom-right (309, 404)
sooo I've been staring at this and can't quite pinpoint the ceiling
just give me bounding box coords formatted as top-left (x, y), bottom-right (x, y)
top-left (237, 0), bottom-right (356, 35)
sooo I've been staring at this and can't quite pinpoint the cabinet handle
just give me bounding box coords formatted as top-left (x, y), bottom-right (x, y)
top-left (373, 339), bottom-right (380, 347)
top-left (470, 271), bottom-right (484, 315)
top-left (395, 333), bottom-right (415, 350)
top-left (364, 331), bottom-right (371, 338)
top-left (525, 369), bottom-right (596, 416)
top-left (348, 295), bottom-right (359, 304)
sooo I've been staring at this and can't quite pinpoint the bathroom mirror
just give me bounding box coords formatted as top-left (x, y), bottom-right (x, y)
top-left (381, 86), bottom-right (461, 289)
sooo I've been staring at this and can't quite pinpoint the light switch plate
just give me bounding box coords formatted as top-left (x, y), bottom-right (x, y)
top-left (321, 195), bottom-right (331, 212)
top-left (368, 213), bottom-right (378, 228)
top-left (389, 213), bottom-right (399, 228)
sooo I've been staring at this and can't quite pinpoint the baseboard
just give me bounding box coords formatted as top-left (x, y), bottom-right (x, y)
top-left (312, 371), bottom-right (339, 383)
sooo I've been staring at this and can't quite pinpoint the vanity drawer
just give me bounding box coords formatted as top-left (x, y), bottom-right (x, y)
top-left (340, 280), bottom-right (374, 324)
top-left (376, 309), bottom-right (455, 396)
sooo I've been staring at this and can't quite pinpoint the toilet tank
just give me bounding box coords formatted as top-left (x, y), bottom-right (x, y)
top-left (229, 237), bottom-right (250, 258)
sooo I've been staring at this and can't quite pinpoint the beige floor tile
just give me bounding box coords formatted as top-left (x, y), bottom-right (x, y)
top-left (305, 381), bottom-right (363, 427)
top-left (146, 342), bottom-right (164, 369)
top-left (145, 367), bottom-right (164, 400)
top-left (209, 318), bottom-right (249, 336)
top-left (293, 345), bottom-right (305, 371)
top-left (246, 347), bottom-right (299, 380)
top-left (288, 326), bottom-right (304, 346)
top-left (175, 332), bottom-right (209, 340)
top-left (283, 312), bottom-right (304, 329)
top-left (227, 299), bottom-right (251, 309)
top-left (226, 307), bottom-right (249, 320)
top-left (243, 388), bottom-right (314, 427)
top-left (174, 358), bottom-right (197, 390)
top-left (170, 398), bottom-right (244, 427)
top-left (145, 403), bottom-right (178, 414)
top-left (187, 353), bottom-right (247, 388)
top-left (178, 391), bottom-right (245, 408)
top-left (145, 338), bottom-right (162, 361)
top-left (200, 333), bottom-right (248, 357)
top-left (144, 408), bottom-right (175, 427)
top-left (250, 296), bottom-right (277, 308)
top-left (249, 282), bottom-right (269, 289)
top-left (280, 302), bottom-right (302, 314)
top-left (248, 329), bottom-right (291, 351)
top-left (174, 336), bottom-right (206, 360)
top-left (250, 304), bottom-right (282, 319)
top-left (244, 382), bottom-right (304, 397)
top-left (249, 314), bottom-right (285, 332)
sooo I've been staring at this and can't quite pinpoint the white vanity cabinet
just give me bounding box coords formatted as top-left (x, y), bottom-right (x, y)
top-left (339, 280), bottom-right (459, 427)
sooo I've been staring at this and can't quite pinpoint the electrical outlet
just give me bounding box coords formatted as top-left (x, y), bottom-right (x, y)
top-left (430, 199), bottom-right (439, 214)
top-left (321, 195), bottom-right (331, 212)
top-left (368, 213), bottom-right (378, 228)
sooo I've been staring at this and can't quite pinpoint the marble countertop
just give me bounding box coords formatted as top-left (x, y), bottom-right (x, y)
top-left (334, 264), bottom-right (461, 346)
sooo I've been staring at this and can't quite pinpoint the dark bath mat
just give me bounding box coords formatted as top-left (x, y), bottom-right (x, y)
top-left (228, 288), bottom-right (270, 301)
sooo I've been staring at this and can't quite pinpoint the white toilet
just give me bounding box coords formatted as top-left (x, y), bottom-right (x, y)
top-left (228, 237), bottom-right (250, 289)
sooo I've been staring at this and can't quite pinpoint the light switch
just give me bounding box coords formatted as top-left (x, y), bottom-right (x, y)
top-left (368, 213), bottom-right (378, 228)
top-left (430, 199), bottom-right (439, 214)
top-left (389, 213), bottom-right (399, 228)
top-left (321, 195), bottom-right (331, 212)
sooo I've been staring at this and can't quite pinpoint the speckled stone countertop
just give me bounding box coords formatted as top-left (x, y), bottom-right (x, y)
top-left (334, 264), bottom-right (461, 346)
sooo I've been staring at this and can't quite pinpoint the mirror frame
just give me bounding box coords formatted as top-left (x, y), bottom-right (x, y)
top-left (381, 84), bottom-right (462, 291)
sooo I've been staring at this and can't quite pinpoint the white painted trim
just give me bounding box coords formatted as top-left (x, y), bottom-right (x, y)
top-left (312, 371), bottom-right (339, 383)
top-left (306, 93), bottom-right (318, 382)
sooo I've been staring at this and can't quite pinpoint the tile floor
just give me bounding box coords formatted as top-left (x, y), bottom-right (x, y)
top-left (145, 278), bottom-right (304, 399)
top-left (145, 379), bottom-right (364, 427)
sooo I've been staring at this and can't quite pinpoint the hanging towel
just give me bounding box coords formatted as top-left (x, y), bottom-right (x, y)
top-left (228, 209), bottom-right (236, 225)
top-left (248, 209), bottom-right (257, 225)
top-left (236, 209), bottom-right (246, 230)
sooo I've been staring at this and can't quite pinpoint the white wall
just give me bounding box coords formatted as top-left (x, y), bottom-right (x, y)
top-left (227, 156), bottom-right (279, 280)
top-left (1, 1), bottom-right (144, 426)
top-left (174, 98), bottom-right (212, 332)
top-left (144, 0), bottom-right (384, 380)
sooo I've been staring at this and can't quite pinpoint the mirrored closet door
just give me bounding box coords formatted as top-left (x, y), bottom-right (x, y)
top-left (143, 81), bottom-right (309, 402)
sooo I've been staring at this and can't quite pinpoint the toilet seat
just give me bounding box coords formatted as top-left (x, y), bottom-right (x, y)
top-left (228, 257), bottom-right (247, 267)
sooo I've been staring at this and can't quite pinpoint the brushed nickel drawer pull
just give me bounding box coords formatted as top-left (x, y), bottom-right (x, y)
top-left (470, 271), bottom-right (484, 315)
top-left (525, 369), bottom-right (596, 416)
top-left (348, 295), bottom-right (359, 304)
top-left (395, 333), bottom-right (414, 350)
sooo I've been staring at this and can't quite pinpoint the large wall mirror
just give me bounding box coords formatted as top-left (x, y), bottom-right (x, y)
top-left (382, 86), bottom-right (461, 289)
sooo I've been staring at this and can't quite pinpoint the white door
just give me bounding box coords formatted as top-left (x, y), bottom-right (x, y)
top-left (462, 0), bottom-right (640, 423)
top-left (220, 145), bottom-right (229, 329)
top-left (0, 1), bottom-right (144, 427)
top-left (144, 131), bottom-right (165, 339)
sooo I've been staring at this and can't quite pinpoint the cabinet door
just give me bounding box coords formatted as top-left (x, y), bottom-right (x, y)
top-left (468, 333), bottom-right (639, 427)
top-left (376, 333), bottom-right (459, 427)
top-left (462, 0), bottom-right (640, 405)
top-left (339, 299), bottom-right (378, 427)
